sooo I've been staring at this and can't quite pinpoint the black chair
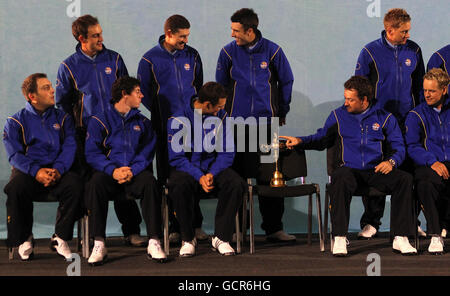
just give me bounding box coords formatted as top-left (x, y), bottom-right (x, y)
top-left (247, 145), bottom-right (325, 254)
top-left (323, 139), bottom-right (418, 251)
top-left (7, 192), bottom-right (87, 260)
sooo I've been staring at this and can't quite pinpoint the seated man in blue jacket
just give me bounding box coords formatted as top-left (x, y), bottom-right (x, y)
top-left (281, 76), bottom-right (417, 256)
top-left (405, 68), bottom-right (450, 254)
top-left (84, 76), bottom-right (165, 265)
top-left (167, 82), bottom-right (247, 257)
top-left (3, 73), bottom-right (82, 261)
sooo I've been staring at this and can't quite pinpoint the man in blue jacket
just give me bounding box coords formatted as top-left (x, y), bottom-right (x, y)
top-left (427, 44), bottom-right (450, 74)
top-left (3, 73), bottom-right (82, 261)
top-left (137, 14), bottom-right (206, 244)
top-left (84, 76), bottom-right (165, 265)
top-left (354, 8), bottom-right (425, 239)
top-left (405, 68), bottom-right (450, 253)
top-left (167, 82), bottom-right (246, 257)
top-left (281, 76), bottom-right (417, 256)
top-left (216, 8), bottom-right (295, 242)
top-left (56, 14), bottom-right (146, 247)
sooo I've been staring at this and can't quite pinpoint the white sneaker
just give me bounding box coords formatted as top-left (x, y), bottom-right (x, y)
top-left (428, 236), bottom-right (444, 255)
top-left (332, 236), bottom-right (348, 257)
top-left (418, 226), bottom-right (427, 238)
top-left (147, 239), bottom-right (167, 263)
top-left (212, 236), bottom-right (235, 256)
top-left (266, 230), bottom-right (296, 242)
top-left (18, 235), bottom-right (34, 261)
top-left (50, 234), bottom-right (72, 260)
top-left (169, 232), bottom-right (181, 244)
top-left (195, 228), bottom-right (209, 241)
top-left (88, 241), bottom-right (108, 266)
top-left (392, 236), bottom-right (417, 255)
top-left (179, 238), bottom-right (196, 258)
top-left (358, 224), bottom-right (377, 239)
top-left (441, 229), bottom-right (447, 238)
top-left (125, 234), bottom-right (147, 247)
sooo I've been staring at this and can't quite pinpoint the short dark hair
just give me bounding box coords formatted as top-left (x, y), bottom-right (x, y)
top-left (164, 14), bottom-right (190, 34)
top-left (197, 82), bottom-right (228, 106)
top-left (110, 76), bottom-right (141, 104)
top-left (72, 14), bottom-right (99, 42)
top-left (344, 76), bottom-right (374, 102)
top-left (22, 73), bottom-right (47, 100)
top-left (231, 8), bottom-right (259, 32)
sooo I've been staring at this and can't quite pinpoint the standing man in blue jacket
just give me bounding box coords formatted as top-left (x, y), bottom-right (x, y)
top-left (167, 82), bottom-right (246, 257)
top-left (216, 8), bottom-right (295, 242)
top-left (137, 14), bottom-right (207, 243)
top-left (427, 44), bottom-right (450, 74)
top-left (84, 76), bottom-right (165, 265)
top-left (281, 76), bottom-right (417, 256)
top-left (354, 8), bottom-right (425, 239)
top-left (405, 68), bottom-right (450, 252)
top-left (56, 14), bottom-right (146, 247)
top-left (3, 73), bottom-right (82, 261)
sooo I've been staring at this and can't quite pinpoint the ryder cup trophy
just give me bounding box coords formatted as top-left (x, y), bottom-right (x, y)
top-left (260, 132), bottom-right (286, 187)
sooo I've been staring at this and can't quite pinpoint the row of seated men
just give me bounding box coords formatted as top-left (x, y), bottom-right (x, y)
top-left (4, 68), bottom-right (450, 266)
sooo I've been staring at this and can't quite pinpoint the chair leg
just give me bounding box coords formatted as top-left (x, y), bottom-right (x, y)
top-left (242, 190), bottom-right (248, 243)
top-left (162, 190), bottom-right (170, 256)
top-left (248, 181), bottom-right (255, 254)
top-left (308, 195), bottom-right (312, 245)
top-left (8, 248), bottom-right (14, 260)
top-left (315, 188), bottom-right (325, 252)
top-left (82, 215), bottom-right (90, 259)
top-left (235, 212), bottom-right (241, 254)
top-left (323, 189), bottom-right (330, 245)
top-left (77, 218), bottom-right (82, 252)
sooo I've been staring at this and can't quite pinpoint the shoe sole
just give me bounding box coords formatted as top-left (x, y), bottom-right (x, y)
top-left (392, 249), bottom-right (417, 256)
top-left (428, 251), bottom-right (444, 255)
top-left (332, 253), bottom-right (347, 257)
top-left (89, 255), bottom-right (108, 266)
top-left (179, 253), bottom-right (195, 258)
top-left (147, 253), bottom-right (168, 263)
top-left (211, 247), bottom-right (235, 256)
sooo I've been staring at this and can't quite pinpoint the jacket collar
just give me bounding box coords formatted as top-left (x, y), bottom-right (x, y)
top-left (75, 43), bottom-right (107, 61)
top-left (25, 102), bottom-right (53, 118)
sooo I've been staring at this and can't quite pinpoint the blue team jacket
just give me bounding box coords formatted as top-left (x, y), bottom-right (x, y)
top-left (216, 30), bottom-right (294, 119)
top-left (56, 43), bottom-right (129, 127)
top-left (405, 98), bottom-right (450, 166)
top-left (137, 35), bottom-right (203, 124)
top-left (299, 102), bottom-right (405, 170)
top-left (3, 103), bottom-right (76, 177)
top-left (427, 44), bottom-right (450, 73)
top-left (355, 31), bottom-right (425, 123)
top-left (167, 104), bottom-right (235, 181)
top-left (85, 107), bottom-right (156, 176)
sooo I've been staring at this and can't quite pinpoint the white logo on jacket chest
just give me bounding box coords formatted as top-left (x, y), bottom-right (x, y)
top-left (184, 64), bottom-right (191, 71)
top-left (105, 67), bottom-right (112, 74)
top-left (260, 61), bottom-right (268, 69)
top-left (53, 123), bottom-right (61, 130)
top-left (133, 125), bottom-right (141, 132)
top-left (405, 59), bottom-right (412, 67)
top-left (372, 123), bottom-right (380, 131)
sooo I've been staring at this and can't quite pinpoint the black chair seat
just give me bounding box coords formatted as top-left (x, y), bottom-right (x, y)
top-left (256, 184), bottom-right (318, 198)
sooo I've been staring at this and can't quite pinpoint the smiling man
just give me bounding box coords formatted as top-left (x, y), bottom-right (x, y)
top-left (405, 68), bottom-right (450, 253)
top-left (3, 73), bottom-right (82, 261)
top-left (137, 14), bottom-right (206, 244)
top-left (354, 8), bottom-right (425, 239)
top-left (281, 76), bottom-right (417, 256)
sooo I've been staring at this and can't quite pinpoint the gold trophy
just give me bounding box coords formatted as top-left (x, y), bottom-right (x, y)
top-left (261, 132), bottom-right (286, 187)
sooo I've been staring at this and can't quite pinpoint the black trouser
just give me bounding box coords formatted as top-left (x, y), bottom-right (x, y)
top-left (74, 126), bottom-right (143, 236)
top-left (168, 168), bottom-right (246, 242)
top-left (155, 126), bottom-right (203, 234)
top-left (360, 157), bottom-right (416, 230)
top-left (232, 123), bottom-right (285, 235)
top-left (414, 165), bottom-right (450, 235)
top-left (4, 169), bottom-right (82, 247)
top-left (329, 166), bottom-right (415, 237)
top-left (85, 170), bottom-right (162, 239)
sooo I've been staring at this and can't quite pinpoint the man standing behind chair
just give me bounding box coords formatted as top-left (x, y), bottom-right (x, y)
top-left (84, 76), bottom-right (165, 266)
top-left (216, 8), bottom-right (295, 242)
top-left (405, 68), bottom-right (450, 254)
top-left (3, 73), bottom-right (82, 261)
top-left (137, 15), bottom-right (207, 243)
top-left (167, 82), bottom-right (246, 257)
top-left (56, 14), bottom-right (146, 247)
top-left (354, 8), bottom-right (425, 239)
top-left (281, 76), bottom-right (417, 256)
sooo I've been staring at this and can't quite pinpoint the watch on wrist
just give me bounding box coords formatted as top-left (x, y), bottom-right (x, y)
top-left (388, 158), bottom-right (396, 168)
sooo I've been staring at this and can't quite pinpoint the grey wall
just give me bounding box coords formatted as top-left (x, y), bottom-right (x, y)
top-left (1, 0), bottom-right (448, 238)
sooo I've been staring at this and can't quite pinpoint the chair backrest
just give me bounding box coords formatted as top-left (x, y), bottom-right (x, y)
top-left (257, 146), bottom-right (307, 184)
top-left (326, 136), bottom-right (342, 177)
